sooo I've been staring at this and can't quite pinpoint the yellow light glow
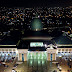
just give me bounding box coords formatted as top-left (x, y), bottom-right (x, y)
top-left (0, 45), bottom-right (16, 46)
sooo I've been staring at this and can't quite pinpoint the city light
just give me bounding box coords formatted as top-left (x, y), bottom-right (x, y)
top-left (0, 6), bottom-right (72, 72)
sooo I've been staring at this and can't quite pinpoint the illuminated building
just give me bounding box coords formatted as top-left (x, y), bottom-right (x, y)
top-left (0, 18), bottom-right (72, 65)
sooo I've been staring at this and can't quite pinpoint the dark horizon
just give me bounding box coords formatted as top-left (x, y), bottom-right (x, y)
top-left (0, 0), bottom-right (72, 7)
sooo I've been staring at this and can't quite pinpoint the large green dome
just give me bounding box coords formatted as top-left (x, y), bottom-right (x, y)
top-left (31, 18), bottom-right (43, 31)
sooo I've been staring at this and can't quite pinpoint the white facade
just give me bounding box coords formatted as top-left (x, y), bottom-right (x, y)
top-left (0, 44), bottom-right (72, 61)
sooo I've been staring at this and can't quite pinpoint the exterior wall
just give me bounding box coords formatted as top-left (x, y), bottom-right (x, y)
top-left (1, 46), bottom-right (72, 61)
top-left (56, 48), bottom-right (72, 58)
top-left (48, 53), bottom-right (51, 61)
top-left (0, 48), bottom-right (17, 57)
top-left (24, 53), bottom-right (27, 61)
top-left (18, 53), bottom-right (27, 61)
top-left (19, 53), bottom-right (22, 61)
top-left (57, 44), bottom-right (72, 53)
top-left (47, 49), bottom-right (57, 61)
top-left (18, 49), bottom-right (28, 61)
top-left (57, 48), bottom-right (72, 53)
top-left (18, 49), bottom-right (28, 53)
top-left (47, 53), bottom-right (56, 61)
top-left (0, 48), bottom-right (17, 52)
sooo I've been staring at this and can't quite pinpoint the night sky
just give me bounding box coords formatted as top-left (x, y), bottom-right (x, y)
top-left (0, 0), bottom-right (72, 7)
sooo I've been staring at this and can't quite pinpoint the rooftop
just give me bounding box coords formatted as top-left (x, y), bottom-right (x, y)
top-left (0, 35), bottom-right (18, 45)
top-left (53, 34), bottom-right (72, 44)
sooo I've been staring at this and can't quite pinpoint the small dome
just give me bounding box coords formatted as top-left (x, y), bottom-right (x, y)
top-left (31, 18), bottom-right (43, 31)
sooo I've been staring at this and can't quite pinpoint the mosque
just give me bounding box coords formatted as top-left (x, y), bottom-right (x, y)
top-left (0, 17), bottom-right (72, 65)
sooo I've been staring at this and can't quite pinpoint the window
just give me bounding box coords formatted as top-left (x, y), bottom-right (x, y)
top-left (62, 49), bottom-right (64, 51)
top-left (66, 49), bottom-right (68, 51)
top-left (9, 49), bottom-right (12, 51)
top-left (13, 49), bottom-right (15, 51)
top-left (69, 49), bottom-right (71, 51)
top-left (58, 52), bottom-right (60, 53)
top-left (6, 49), bottom-right (8, 51)
top-left (2, 49), bottom-right (4, 51)
top-left (58, 49), bottom-right (61, 51)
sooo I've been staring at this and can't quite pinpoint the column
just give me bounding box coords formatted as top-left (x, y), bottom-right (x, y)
top-left (18, 53), bottom-right (20, 61)
top-left (19, 53), bottom-right (22, 61)
top-left (55, 53), bottom-right (56, 60)
top-left (61, 49), bottom-right (62, 53)
top-left (16, 50), bottom-right (18, 58)
top-left (68, 49), bottom-right (69, 53)
top-left (12, 49), bottom-right (13, 57)
top-left (48, 53), bottom-right (50, 61)
top-left (24, 53), bottom-right (27, 61)
top-left (52, 53), bottom-right (56, 61)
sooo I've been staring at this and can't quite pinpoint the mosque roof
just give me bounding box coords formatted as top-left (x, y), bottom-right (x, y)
top-left (53, 34), bottom-right (72, 44)
top-left (22, 30), bottom-right (51, 37)
top-left (30, 18), bottom-right (43, 31)
top-left (0, 35), bottom-right (18, 45)
top-left (17, 39), bottom-right (55, 49)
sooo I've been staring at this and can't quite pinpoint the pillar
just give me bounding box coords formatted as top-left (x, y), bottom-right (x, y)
top-left (18, 53), bottom-right (20, 61)
top-left (19, 53), bottom-right (22, 61)
top-left (48, 53), bottom-right (50, 61)
top-left (55, 53), bottom-right (56, 60)
top-left (24, 53), bottom-right (27, 61)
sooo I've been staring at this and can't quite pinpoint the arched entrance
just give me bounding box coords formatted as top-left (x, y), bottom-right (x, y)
top-left (51, 54), bottom-right (52, 61)
top-left (22, 54), bottom-right (24, 61)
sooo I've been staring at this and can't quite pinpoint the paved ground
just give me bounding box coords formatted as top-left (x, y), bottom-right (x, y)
top-left (0, 57), bottom-right (72, 72)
